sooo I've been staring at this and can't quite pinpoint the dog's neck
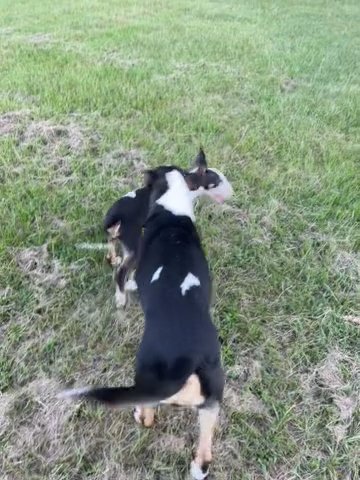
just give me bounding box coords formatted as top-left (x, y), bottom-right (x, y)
top-left (155, 170), bottom-right (195, 222)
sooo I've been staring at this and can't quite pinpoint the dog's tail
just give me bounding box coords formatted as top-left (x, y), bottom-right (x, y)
top-left (58, 384), bottom-right (166, 407)
top-left (60, 359), bottom-right (197, 407)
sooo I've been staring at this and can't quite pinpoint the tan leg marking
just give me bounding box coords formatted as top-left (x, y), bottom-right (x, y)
top-left (161, 374), bottom-right (205, 407)
top-left (191, 404), bottom-right (219, 479)
top-left (134, 406), bottom-right (155, 427)
top-left (106, 224), bottom-right (121, 266)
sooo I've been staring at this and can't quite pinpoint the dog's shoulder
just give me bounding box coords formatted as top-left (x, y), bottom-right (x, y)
top-left (104, 187), bottom-right (150, 230)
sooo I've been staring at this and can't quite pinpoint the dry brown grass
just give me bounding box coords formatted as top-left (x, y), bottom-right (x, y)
top-left (15, 244), bottom-right (67, 292)
top-left (0, 110), bottom-right (30, 136)
top-left (301, 349), bottom-right (359, 444)
top-left (21, 120), bottom-right (87, 157)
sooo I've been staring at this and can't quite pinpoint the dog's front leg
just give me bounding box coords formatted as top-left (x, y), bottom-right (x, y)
top-left (106, 223), bottom-right (122, 267)
top-left (191, 403), bottom-right (220, 480)
top-left (115, 252), bottom-right (137, 308)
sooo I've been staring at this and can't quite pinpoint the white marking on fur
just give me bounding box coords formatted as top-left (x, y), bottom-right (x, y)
top-left (204, 167), bottom-right (233, 203)
top-left (125, 279), bottom-right (138, 291)
top-left (189, 167), bottom-right (232, 203)
top-left (76, 242), bottom-right (108, 251)
top-left (151, 266), bottom-right (163, 283)
top-left (115, 284), bottom-right (126, 307)
top-left (189, 185), bottom-right (205, 201)
top-left (180, 272), bottom-right (200, 295)
top-left (156, 170), bottom-right (195, 221)
top-left (124, 190), bottom-right (136, 199)
top-left (57, 387), bottom-right (91, 399)
top-left (134, 407), bottom-right (142, 423)
top-left (190, 461), bottom-right (209, 480)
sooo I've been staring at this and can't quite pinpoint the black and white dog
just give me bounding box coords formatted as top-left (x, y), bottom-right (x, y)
top-left (104, 148), bottom-right (232, 307)
top-left (61, 166), bottom-right (224, 480)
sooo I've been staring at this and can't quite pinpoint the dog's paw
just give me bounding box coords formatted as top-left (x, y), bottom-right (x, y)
top-left (133, 407), bottom-right (155, 428)
top-left (190, 461), bottom-right (209, 480)
top-left (115, 288), bottom-right (127, 308)
top-left (133, 407), bottom-right (142, 424)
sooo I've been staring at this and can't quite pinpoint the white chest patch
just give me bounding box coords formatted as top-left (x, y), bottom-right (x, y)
top-left (180, 272), bottom-right (200, 295)
top-left (156, 170), bottom-right (195, 221)
top-left (124, 190), bottom-right (136, 199)
top-left (151, 266), bottom-right (163, 283)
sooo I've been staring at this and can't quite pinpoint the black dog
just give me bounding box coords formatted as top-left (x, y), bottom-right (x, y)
top-left (61, 166), bottom-right (224, 479)
top-left (104, 148), bottom-right (232, 307)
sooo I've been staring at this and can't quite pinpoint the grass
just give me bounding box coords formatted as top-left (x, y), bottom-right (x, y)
top-left (0, 0), bottom-right (359, 478)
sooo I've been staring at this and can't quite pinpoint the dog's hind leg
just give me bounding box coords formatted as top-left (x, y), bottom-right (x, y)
top-left (190, 403), bottom-right (220, 480)
top-left (133, 406), bottom-right (155, 428)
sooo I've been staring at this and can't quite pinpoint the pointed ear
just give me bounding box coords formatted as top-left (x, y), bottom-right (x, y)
top-left (143, 169), bottom-right (157, 187)
top-left (193, 147), bottom-right (207, 175)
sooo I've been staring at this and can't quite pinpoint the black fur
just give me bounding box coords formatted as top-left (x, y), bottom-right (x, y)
top-left (103, 151), bottom-right (226, 302)
top-left (73, 167), bottom-right (223, 407)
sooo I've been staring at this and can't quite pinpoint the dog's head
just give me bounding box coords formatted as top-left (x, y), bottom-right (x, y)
top-left (189, 148), bottom-right (233, 204)
top-left (143, 148), bottom-right (233, 219)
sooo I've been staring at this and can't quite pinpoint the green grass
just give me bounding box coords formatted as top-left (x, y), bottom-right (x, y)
top-left (1, 0), bottom-right (359, 479)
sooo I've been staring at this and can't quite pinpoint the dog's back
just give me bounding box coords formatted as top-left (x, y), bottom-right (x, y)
top-left (136, 211), bottom-right (218, 364)
top-left (104, 186), bottom-right (150, 237)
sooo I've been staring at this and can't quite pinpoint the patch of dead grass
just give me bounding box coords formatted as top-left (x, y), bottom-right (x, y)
top-left (333, 250), bottom-right (360, 281)
top-left (280, 78), bottom-right (299, 93)
top-left (301, 349), bottom-right (359, 443)
top-left (17, 119), bottom-right (100, 183)
top-left (151, 432), bottom-right (186, 452)
top-left (22, 120), bottom-right (85, 155)
top-left (343, 315), bottom-right (360, 326)
top-left (102, 51), bottom-right (140, 69)
top-left (225, 388), bottom-right (268, 416)
top-left (26, 32), bottom-right (52, 46)
top-left (226, 358), bottom-right (262, 383)
top-left (0, 110), bottom-right (30, 136)
top-left (101, 147), bottom-right (148, 188)
top-left (4, 379), bottom-right (77, 462)
top-left (15, 244), bottom-right (67, 293)
top-left (101, 147), bottom-right (147, 171)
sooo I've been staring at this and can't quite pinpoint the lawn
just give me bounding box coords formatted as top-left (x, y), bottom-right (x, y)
top-left (0, 0), bottom-right (359, 479)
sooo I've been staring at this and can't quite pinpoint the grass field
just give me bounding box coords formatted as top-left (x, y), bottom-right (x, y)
top-left (1, 0), bottom-right (360, 478)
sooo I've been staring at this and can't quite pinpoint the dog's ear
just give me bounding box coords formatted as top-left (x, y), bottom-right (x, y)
top-left (143, 169), bottom-right (158, 187)
top-left (193, 147), bottom-right (207, 175)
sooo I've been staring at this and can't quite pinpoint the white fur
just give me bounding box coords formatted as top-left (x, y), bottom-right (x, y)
top-left (57, 386), bottom-right (91, 399)
top-left (115, 284), bottom-right (126, 307)
top-left (189, 185), bottom-right (205, 201)
top-left (189, 167), bottom-right (233, 203)
top-left (190, 461), bottom-right (209, 480)
top-left (156, 170), bottom-right (195, 221)
top-left (204, 167), bottom-right (233, 203)
top-left (124, 190), bottom-right (136, 199)
top-left (180, 272), bottom-right (200, 295)
top-left (151, 266), bottom-right (163, 283)
top-left (133, 407), bottom-right (142, 423)
top-left (125, 279), bottom-right (138, 291)
top-left (76, 242), bottom-right (108, 251)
